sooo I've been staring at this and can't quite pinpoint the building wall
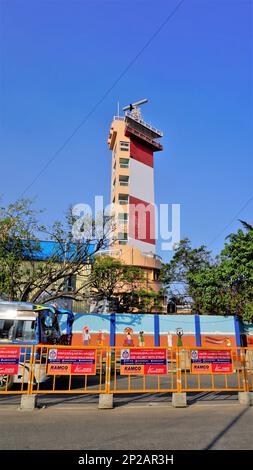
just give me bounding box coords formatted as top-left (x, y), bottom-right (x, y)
top-left (240, 322), bottom-right (253, 346)
top-left (107, 116), bottom-right (163, 300)
top-left (128, 139), bottom-right (155, 253)
top-left (64, 313), bottom-right (242, 348)
top-left (19, 258), bottom-right (91, 312)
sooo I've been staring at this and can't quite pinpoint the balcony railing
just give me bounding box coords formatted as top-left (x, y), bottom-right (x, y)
top-left (125, 112), bottom-right (163, 137)
top-left (141, 252), bottom-right (162, 261)
top-left (113, 116), bottom-right (125, 121)
top-left (94, 249), bottom-right (122, 257)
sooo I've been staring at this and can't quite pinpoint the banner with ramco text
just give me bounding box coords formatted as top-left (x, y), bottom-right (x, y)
top-left (120, 348), bottom-right (167, 375)
top-left (190, 349), bottom-right (233, 374)
top-left (47, 348), bottom-right (96, 375)
top-left (0, 346), bottom-right (21, 375)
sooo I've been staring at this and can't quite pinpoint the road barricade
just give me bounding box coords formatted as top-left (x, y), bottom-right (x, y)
top-left (0, 344), bottom-right (253, 396)
top-left (107, 347), bottom-right (178, 393)
top-left (30, 345), bottom-right (108, 394)
top-left (176, 347), bottom-right (251, 393)
top-left (0, 344), bottom-right (33, 394)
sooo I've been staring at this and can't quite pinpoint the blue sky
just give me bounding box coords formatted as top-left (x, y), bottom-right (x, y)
top-left (0, 0), bottom-right (252, 261)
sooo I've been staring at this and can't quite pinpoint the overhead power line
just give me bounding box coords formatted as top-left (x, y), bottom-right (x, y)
top-left (207, 194), bottom-right (253, 247)
top-left (20, 0), bottom-right (185, 197)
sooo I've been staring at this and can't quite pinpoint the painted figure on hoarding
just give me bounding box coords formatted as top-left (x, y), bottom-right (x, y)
top-left (82, 326), bottom-right (91, 346)
top-left (167, 331), bottom-right (173, 348)
top-left (139, 331), bottom-right (145, 347)
top-left (205, 336), bottom-right (231, 346)
top-left (123, 327), bottom-right (134, 347)
top-left (176, 328), bottom-right (183, 347)
top-left (97, 330), bottom-right (104, 347)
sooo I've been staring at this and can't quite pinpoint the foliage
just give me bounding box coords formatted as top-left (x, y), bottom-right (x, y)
top-left (89, 256), bottom-right (164, 313)
top-left (0, 198), bottom-right (110, 303)
top-left (162, 223), bottom-right (253, 321)
top-left (161, 238), bottom-right (212, 309)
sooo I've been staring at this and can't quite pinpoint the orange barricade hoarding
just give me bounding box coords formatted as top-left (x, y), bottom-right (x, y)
top-left (0, 346), bottom-right (21, 375)
top-left (47, 348), bottom-right (96, 375)
top-left (190, 349), bottom-right (233, 374)
top-left (120, 348), bottom-right (168, 375)
top-left (0, 345), bottom-right (252, 395)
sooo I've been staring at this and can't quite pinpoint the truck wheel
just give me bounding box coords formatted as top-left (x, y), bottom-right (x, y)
top-left (0, 375), bottom-right (14, 391)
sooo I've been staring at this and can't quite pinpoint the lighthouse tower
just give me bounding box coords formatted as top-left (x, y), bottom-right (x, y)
top-left (107, 100), bottom-right (163, 293)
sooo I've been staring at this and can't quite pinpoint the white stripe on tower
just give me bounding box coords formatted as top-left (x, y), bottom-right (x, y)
top-left (128, 140), bottom-right (156, 254)
top-left (129, 159), bottom-right (154, 203)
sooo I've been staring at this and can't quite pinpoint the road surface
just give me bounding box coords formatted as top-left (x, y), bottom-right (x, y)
top-left (0, 402), bottom-right (252, 450)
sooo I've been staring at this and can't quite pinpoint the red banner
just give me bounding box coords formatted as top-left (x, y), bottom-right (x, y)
top-left (0, 347), bottom-right (20, 375)
top-left (47, 348), bottom-right (96, 375)
top-left (191, 349), bottom-right (233, 374)
top-left (120, 348), bottom-right (167, 375)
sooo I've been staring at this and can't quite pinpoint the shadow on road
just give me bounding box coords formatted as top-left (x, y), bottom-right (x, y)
top-left (36, 390), bottom-right (237, 408)
top-left (0, 390), bottom-right (239, 408)
top-left (203, 406), bottom-right (250, 450)
top-left (187, 391), bottom-right (238, 404)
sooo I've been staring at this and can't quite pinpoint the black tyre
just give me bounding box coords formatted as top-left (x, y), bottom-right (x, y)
top-left (0, 374), bottom-right (14, 391)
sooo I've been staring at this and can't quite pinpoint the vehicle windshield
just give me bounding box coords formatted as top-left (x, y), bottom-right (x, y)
top-left (0, 319), bottom-right (36, 342)
top-left (39, 311), bottom-right (61, 344)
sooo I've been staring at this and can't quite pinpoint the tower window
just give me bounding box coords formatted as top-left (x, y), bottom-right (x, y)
top-left (118, 194), bottom-right (129, 205)
top-left (118, 213), bottom-right (129, 223)
top-left (65, 275), bottom-right (76, 292)
top-left (153, 270), bottom-right (160, 281)
top-left (120, 141), bottom-right (129, 151)
top-left (119, 175), bottom-right (129, 186)
top-left (118, 232), bottom-right (128, 244)
top-left (119, 158), bottom-right (129, 168)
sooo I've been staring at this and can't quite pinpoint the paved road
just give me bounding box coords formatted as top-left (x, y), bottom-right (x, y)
top-left (0, 390), bottom-right (239, 408)
top-left (0, 403), bottom-right (252, 450)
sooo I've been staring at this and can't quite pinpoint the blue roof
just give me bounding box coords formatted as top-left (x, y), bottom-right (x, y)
top-left (22, 240), bottom-right (95, 262)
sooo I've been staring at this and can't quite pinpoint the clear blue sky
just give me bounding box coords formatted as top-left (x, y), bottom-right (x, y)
top-left (0, 0), bottom-right (252, 261)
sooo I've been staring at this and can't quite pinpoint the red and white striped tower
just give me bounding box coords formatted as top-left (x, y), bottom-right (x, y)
top-left (107, 100), bottom-right (163, 293)
top-left (127, 113), bottom-right (163, 253)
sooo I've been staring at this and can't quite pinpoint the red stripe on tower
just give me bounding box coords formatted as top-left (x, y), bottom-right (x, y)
top-left (129, 138), bottom-right (156, 252)
top-left (130, 139), bottom-right (154, 168)
top-left (129, 195), bottom-right (156, 245)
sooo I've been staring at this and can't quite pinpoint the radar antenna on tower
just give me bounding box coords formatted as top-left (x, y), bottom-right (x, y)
top-left (123, 98), bottom-right (148, 121)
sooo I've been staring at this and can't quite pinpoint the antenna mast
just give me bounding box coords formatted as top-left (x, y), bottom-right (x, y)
top-left (123, 98), bottom-right (148, 121)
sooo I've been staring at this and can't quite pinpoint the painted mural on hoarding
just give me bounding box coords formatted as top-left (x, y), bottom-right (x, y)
top-left (115, 314), bottom-right (155, 347)
top-left (64, 313), bottom-right (111, 347)
top-left (159, 315), bottom-right (196, 348)
top-left (60, 313), bottom-right (244, 348)
top-left (199, 317), bottom-right (236, 347)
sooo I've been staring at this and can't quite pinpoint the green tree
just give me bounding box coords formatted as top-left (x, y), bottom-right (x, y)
top-left (0, 198), bottom-right (109, 304)
top-left (161, 238), bottom-right (212, 311)
top-left (214, 225), bottom-right (253, 318)
top-left (89, 255), bottom-right (164, 313)
top-left (162, 225), bottom-right (253, 321)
